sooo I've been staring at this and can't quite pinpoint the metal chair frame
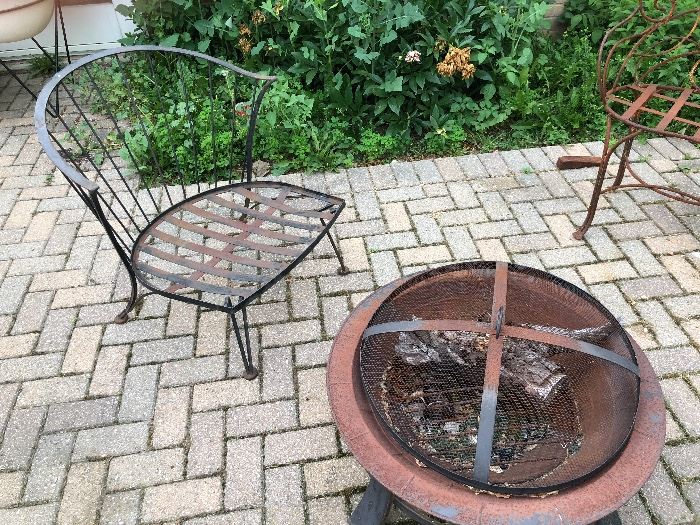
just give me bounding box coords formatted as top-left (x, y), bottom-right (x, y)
top-left (557, 0), bottom-right (700, 239)
top-left (35, 46), bottom-right (346, 380)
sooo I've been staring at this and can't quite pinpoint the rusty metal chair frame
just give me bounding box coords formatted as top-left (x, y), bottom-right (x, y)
top-left (34, 46), bottom-right (346, 380)
top-left (557, 0), bottom-right (700, 239)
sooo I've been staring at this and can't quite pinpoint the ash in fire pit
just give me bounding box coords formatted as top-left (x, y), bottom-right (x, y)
top-left (359, 262), bottom-right (640, 495)
top-left (384, 329), bottom-right (584, 480)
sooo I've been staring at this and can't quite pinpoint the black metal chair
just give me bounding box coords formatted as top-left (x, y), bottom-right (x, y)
top-left (34, 46), bottom-right (346, 379)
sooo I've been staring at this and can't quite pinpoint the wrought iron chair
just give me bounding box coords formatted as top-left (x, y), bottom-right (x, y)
top-left (35, 46), bottom-right (346, 379)
top-left (557, 0), bottom-right (700, 239)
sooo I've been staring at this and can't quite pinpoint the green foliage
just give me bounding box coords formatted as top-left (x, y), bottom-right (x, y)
top-left (29, 53), bottom-right (62, 77)
top-left (357, 129), bottom-right (406, 161)
top-left (104, 0), bottom-right (698, 178)
top-left (117, 0), bottom-right (551, 135)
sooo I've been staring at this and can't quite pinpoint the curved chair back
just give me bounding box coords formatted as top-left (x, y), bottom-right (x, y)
top-left (34, 46), bottom-right (276, 262)
top-left (597, 1), bottom-right (700, 93)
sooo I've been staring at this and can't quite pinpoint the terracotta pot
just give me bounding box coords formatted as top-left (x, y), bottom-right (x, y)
top-left (0, 0), bottom-right (54, 44)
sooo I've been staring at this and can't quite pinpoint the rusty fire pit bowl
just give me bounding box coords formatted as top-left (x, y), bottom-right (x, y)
top-left (328, 262), bottom-right (665, 525)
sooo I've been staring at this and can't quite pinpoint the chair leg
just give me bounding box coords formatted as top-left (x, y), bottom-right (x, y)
top-left (320, 218), bottom-right (347, 274)
top-left (611, 136), bottom-right (634, 189)
top-left (227, 299), bottom-right (258, 380)
top-left (114, 266), bottom-right (138, 324)
top-left (573, 150), bottom-right (613, 240)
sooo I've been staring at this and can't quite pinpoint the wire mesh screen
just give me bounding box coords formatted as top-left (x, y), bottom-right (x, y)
top-left (359, 262), bottom-right (640, 495)
top-left (35, 47), bottom-right (274, 255)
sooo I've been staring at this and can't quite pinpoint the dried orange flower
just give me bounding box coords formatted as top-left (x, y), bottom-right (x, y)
top-left (436, 46), bottom-right (476, 80)
top-left (239, 23), bottom-right (252, 37)
top-left (252, 10), bottom-right (266, 25)
top-left (238, 37), bottom-right (253, 54)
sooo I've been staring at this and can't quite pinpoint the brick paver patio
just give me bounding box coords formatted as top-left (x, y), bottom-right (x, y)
top-left (1, 70), bottom-right (699, 525)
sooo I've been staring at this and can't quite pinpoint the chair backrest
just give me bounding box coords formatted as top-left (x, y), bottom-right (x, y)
top-left (598, 1), bottom-right (699, 93)
top-left (34, 45), bottom-right (276, 258)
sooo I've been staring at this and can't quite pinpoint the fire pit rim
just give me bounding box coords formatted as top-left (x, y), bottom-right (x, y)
top-left (328, 262), bottom-right (665, 525)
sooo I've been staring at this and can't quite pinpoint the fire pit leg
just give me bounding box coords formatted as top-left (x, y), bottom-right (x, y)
top-left (351, 477), bottom-right (393, 525)
top-left (593, 511), bottom-right (621, 525)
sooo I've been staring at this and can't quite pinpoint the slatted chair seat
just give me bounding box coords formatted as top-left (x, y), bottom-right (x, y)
top-left (132, 181), bottom-right (343, 303)
top-left (606, 83), bottom-right (700, 141)
top-left (34, 46), bottom-right (347, 380)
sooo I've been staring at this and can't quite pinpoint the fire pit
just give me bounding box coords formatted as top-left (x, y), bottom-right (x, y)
top-left (328, 261), bottom-right (665, 524)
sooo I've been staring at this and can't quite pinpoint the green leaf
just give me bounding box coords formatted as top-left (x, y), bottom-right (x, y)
top-left (251, 41), bottom-right (266, 56)
top-left (193, 19), bottom-right (208, 34)
top-left (387, 95), bottom-right (403, 115)
top-left (517, 47), bottom-right (533, 66)
top-left (383, 74), bottom-right (403, 93)
top-left (197, 38), bottom-right (211, 53)
top-left (379, 30), bottom-right (397, 45)
top-left (481, 83), bottom-right (496, 101)
top-left (289, 21), bottom-right (300, 40)
top-left (348, 25), bottom-right (365, 38)
top-left (350, 0), bottom-right (368, 14)
top-left (354, 48), bottom-right (379, 63)
top-left (160, 34), bottom-right (179, 47)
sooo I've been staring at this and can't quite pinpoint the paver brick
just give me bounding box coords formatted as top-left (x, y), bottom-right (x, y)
top-left (304, 456), bottom-right (369, 497)
top-left (382, 202), bottom-right (412, 232)
top-left (0, 332), bottom-right (37, 358)
top-left (640, 464), bottom-right (693, 525)
top-left (322, 295), bottom-right (349, 338)
top-left (24, 433), bottom-right (74, 503)
top-left (637, 301), bottom-right (689, 347)
top-left (108, 448), bottom-right (184, 490)
top-left (226, 437), bottom-right (263, 510)
top-left (160, 355), bottom-right (226, 387)
top-left (662, 378), bottom-right (700, 436)
top-left (397, 245), bottom-right (451, 266)
top-left (89, 345), bottom-right (129, 396)
top-left (131, 336), bottom-right (194, 365)
top-left (61, 325), bottom-right (102, 374)
top-left (141, 477), bottom-right (222, 523)
top-left (620, 276), bottom-right (682, 300)
top-left (16, 374), bottom-right (88, 407)
top-left (57, 461), bottom-right (107, 525)
top-left (151, 386), bottom-right (190, 448)
top-left (578, 260), bottom-right (638, 284)
top-left (45, 396), bottom-right (118, 432)
top-left (36, 307), bottom-right (76, 355)
top-left (188, 410), bottom-right (225, 477)
top-left (298, 367), bottom-right (333, 427)
top-left (661, 255), bottom-right (700, 293)
top-left (0, 471), bottom-right (24, 507)
top-left (102, 318), bottom-right (166, 345)
top-left (0, 406), bottom-right (45, 470)
top-left (73, 422), bottom-right (149, 461)
top-left (476, 192), bottom-right (513, 220)
top-left (261, 319), bottom-right (322, 348)
top-left (119, 365), bottom-right (158, 422)
top-left (339, 237), bottom-right (370, 271)
top-left (0, 503), bottom-right (58, 525)
top-left (265, 465), bottom-right (305, 525)
top-left (262, 346), bottom-right (295, 401)
top-left (192, 378), bottom-right (259, 411)
top-left (264, 426), bottom-right (338, 466)
top-left (100, 491), bottom-right (141, 525)
top-left (227, 400), bottom-right (298, 437)
top-left (370, 251), bottom-right (401, 286)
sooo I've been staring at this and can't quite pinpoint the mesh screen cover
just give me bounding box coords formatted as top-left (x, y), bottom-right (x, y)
top-left (359, 262), bottom-right (639, 495)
